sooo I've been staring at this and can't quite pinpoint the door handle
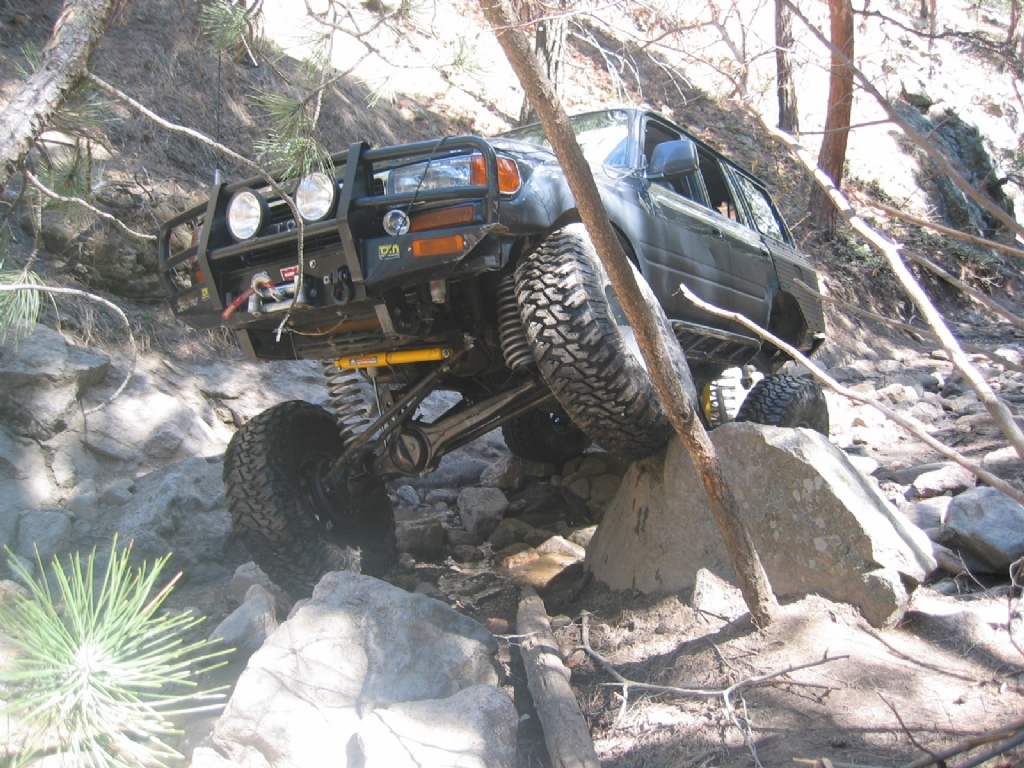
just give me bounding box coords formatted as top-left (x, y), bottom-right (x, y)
top-left (711, 226), bottom-right (724, 238)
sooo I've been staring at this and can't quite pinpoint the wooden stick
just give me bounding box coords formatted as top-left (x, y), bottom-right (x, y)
top-left (516, 586), bottom-right (600, 768)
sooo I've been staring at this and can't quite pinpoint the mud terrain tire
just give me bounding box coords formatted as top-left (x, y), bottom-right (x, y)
top-left (515, 223), bottom-right (696, 459)
top-left (502, 408), bottom-right (590, 465)
top-left (223, 400), bottom-right (396, 595)
top-left (735, 373), bottom-right (829, 434)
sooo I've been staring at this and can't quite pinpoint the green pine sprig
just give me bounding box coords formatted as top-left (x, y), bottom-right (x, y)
top-left (0, 538), bottom-right (229, 767)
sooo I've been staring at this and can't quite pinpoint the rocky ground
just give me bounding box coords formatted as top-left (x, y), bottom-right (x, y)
top-left (1, 308), bottom-right (1023, 766)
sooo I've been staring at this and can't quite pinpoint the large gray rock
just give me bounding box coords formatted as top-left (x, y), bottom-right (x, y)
top-left (943, 487), bottom-right (1024, 572)
top-left (114, 456), bottom-right (232, 582)
top-left (587, 424), bottom-right (936, 627)
top-left (0, 324), bottom-right (110, 440)
top-left (358, 685), bottom-right (517, 768)
top-left (202, 572), bottom-right (500, 767)
top-left (17, 508), bottom-right (71, 559)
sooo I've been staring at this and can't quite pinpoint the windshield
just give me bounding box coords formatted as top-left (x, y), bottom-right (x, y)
top-left (499, 110), bottom-right (633, 167)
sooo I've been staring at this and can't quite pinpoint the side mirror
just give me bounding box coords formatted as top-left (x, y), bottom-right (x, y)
top-left (648, 139), bottom-right (699, 179)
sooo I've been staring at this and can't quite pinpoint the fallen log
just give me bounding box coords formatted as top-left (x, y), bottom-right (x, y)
top-left (516, 585), bottom-right (600, 768)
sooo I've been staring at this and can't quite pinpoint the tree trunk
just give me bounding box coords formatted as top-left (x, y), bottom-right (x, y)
top-left (479, 0), bottom-right (778, 628)
top-left (518, 0), bottom-right (568, 125)
top-left (808, 0), bottom-right (854, 237)
top-left (0, 0), bottom-right (118, 190)
top-left (775, 0), bottom-right (800, 132)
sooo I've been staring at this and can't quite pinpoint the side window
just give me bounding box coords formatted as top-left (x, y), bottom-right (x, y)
top-left (696, 150), bottom-right (742, 223)
top-left (643, 121), bottom-right (709, 206)
top-left (732, 172), bottom-right (786, 241)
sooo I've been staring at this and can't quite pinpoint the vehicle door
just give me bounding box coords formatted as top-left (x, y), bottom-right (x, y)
top-left (695, 153), bottom-right (776, 331)
top-left (633, 117), bottom-right (735, 329)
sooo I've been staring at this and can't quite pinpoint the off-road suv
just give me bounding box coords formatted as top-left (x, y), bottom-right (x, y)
top-left (159, 108), bottom-right (827, 593)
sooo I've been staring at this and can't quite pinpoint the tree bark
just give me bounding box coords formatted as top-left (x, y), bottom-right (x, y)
top-left (0, 0), bottom-right (118, 190)
top-left (809, 0), bottom-right (854, 237)
top-left (775, 0), bottom-right (800, 133)
top-left (479, 0), bottom-right (778, 628)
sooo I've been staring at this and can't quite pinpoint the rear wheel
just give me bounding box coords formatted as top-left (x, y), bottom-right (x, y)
top-left (515, 223), bottom-right (697, 459)
top-left (734, 373), bottom-right (829, 434)
top-left (223, 400), bottom-right (396, 595)
top-left (502, 409), bottom-right (589, 466)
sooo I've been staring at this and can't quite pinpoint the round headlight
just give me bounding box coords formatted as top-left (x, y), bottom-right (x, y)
top-left (296, 172), bottom-right (336, 222)
top-left (227, 189), bottom-right (266, 241)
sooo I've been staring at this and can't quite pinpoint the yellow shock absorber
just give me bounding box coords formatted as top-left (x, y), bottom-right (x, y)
top-left (333, 347), bottom-right (452, 369)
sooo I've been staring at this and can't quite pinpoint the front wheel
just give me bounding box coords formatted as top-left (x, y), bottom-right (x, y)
top-left (734, 373), bottom-right (829, 434)
top-left (223, 400), bottom-right (396, 595)
top-left (516, 223), bottom-right (697, 460)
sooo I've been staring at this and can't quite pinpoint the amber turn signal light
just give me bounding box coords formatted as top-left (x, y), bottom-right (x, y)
top-left (412, 234), bottom-right (465, 258)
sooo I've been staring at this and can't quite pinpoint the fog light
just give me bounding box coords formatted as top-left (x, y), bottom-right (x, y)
top-left (383, 209), bottom-right (410, 236)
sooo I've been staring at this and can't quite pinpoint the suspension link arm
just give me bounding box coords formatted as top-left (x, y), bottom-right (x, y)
top-left (372, 377), bottom-right (554, 481)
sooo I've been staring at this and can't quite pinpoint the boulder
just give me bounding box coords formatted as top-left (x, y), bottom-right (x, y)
top-left (209, 585), bottom-right (279, 661)
top-left (910, 463), bottom-right (976, 499)
top-left (479, 456), bottom-right (526, 492)
top-left (0, 425), bottom-right (55, 548)
top-left (203, 572), bottom-right (499, 767)
top-left (358, 685), bottom-right (517, 768)
top-left (535, 535), bottom-right (586, 560)
top-left (0, 324), bottom-right (110, 440)
top-left (16, 508), bottom-right (71, 559)
top-left (943, 487), bottom-right (1024, 572)
top-left (456, 487), bottom-right (509, 537)
top-left (587, 424), bottom-right (936, 627)
top-left (487, 518), bottom-right (537, 550)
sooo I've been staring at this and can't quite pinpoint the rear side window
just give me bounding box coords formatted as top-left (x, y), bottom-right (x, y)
top-left (732, 172), bottom-right (786, 241)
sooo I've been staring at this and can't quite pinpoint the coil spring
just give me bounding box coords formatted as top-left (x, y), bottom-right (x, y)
top-left (498, 275), bottom-right (534, 371)
top-left (322, 361), bottom-right (373, 448)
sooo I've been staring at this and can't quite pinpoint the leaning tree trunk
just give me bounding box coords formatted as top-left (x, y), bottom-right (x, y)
top-left (808, 0), bottom-right (854, 237)
top-left (0, 0), bottom-right (118, 190)
top-left (479, 0), bottom-right (778, 628)
top-left (775, 0), bottom-right (800, 133)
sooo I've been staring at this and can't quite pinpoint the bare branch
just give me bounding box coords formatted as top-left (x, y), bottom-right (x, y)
top-left (899, 718), bottom-right (1024, 768)
top-left (863, 198), bottom-right (1024, 261)
top-left (0, 283), bottom-right (134, 414)
top-left (677, 282), bottom-right (1024, 508)
top-left (23, 168), bottom-right (156, 242)
top-left (899, 250), bottom-right (1024, 333)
